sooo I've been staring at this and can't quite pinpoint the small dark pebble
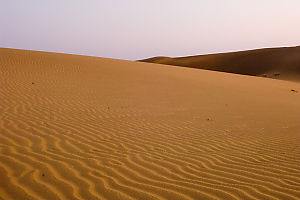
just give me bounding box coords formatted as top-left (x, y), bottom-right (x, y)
top-left (42, 173), bottom-right (45, 177)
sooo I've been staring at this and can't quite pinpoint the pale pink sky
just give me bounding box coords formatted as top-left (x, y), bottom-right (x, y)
top-left (1, 0), bottom-right (300, 60)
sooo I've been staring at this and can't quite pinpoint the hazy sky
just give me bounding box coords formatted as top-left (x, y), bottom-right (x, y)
top-left (1, 0), bottom-right (300, 60)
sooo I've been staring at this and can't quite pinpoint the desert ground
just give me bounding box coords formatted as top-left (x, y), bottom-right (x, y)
top-left (1, 48), bottom-right (300, 200)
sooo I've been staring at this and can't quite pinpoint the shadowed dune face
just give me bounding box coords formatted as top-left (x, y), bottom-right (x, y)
top-left (141, 46), bottom-right (300, 81)
top-left (1, 48), bottom-right (300, 200)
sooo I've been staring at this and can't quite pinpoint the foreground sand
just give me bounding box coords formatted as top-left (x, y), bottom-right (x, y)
top-left (1, 48), bottom-right (300, 200)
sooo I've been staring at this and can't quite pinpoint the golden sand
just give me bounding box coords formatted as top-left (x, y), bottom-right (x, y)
top-left (1, 48), bottom-right (300, 199)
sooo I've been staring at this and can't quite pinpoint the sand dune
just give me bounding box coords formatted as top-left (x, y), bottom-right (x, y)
top-left (1, 48), bottom-right (300, 200)
top-left (140, 46), bottom-right (300, 81)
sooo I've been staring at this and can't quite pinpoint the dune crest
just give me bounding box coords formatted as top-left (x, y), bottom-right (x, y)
top-left (140, 46), bottom-right (300, 81)
top-left (1, 48), bottom-right (300, 200)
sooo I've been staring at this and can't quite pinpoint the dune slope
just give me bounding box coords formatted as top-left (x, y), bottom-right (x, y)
top-left (141, 46), bottom-right (300, 81)
top-left (1, 48), bottom-right (300, 200)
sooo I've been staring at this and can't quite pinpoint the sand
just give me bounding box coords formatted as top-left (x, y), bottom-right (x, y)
top-left (141, 46), bottom-right (300, 81)
top-left (1, 48), bottom-right (300, 200)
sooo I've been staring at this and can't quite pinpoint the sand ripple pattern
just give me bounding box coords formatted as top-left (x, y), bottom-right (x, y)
top-left (1, 48), bottom-right (300, 200)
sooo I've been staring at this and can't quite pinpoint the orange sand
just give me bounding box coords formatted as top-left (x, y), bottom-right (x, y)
top-left (1, 48), bottom-right (300, 200)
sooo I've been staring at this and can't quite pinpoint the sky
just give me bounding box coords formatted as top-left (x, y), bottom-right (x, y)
top-left (1, 0), bottom-right (300, 60)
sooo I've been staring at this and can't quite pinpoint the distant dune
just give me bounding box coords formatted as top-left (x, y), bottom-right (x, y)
top-left (140, 46), bottom-right (300, 81)
top-left (1, 48), bottom-right (300, 200)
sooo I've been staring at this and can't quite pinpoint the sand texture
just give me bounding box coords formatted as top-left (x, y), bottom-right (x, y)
top-left (141, 46), bottom-right (300, 81)
top-left (1, 48), bottom-right (300, 200)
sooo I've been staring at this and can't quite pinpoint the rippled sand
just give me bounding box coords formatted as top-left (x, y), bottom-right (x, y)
top-left (1, 48), bottom-right (300, 200)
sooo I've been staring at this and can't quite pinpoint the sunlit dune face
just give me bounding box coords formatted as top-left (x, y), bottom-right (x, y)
top-left (1, 48), bottom-right (300, 199)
